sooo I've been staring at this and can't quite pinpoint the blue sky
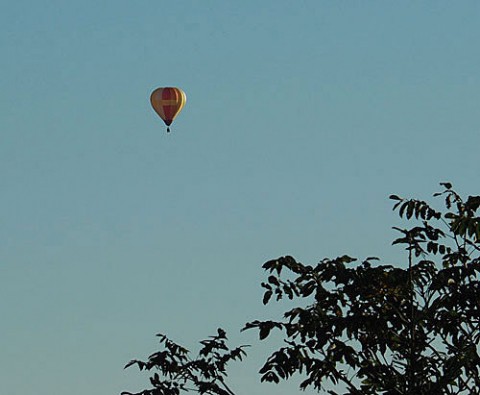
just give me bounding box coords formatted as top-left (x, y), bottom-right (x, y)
top-left (1, 2), bottom-right (479, 394)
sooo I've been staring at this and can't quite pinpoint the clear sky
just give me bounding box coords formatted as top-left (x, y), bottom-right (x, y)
top-left (1, 2), bottom-right (479, 394)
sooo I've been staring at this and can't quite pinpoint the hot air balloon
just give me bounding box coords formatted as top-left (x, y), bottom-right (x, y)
top-left (150, 87), bottom-right (186, 133)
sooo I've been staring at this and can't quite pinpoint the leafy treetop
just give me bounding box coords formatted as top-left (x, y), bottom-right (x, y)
top-left (124, 183), bottom-right (480, 395)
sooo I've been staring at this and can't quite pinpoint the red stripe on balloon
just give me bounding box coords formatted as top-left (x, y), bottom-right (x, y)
top-left (162, 88), bottom-right (176, 123)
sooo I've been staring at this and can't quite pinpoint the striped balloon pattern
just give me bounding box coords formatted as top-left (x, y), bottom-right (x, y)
top-left (150, 87), bottom-right (187, 132)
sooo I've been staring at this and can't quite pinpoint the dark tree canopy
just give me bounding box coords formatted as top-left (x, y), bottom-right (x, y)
top-left (122, 329), bottom-right (248, 395)
top-left (124, 183), bottom-right (480, 395)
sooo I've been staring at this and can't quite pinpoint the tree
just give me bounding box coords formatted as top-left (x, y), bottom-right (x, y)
top-left (121, 329), bottom-right (248, 395)
top-left (123, 183), bottom-right (480, 395)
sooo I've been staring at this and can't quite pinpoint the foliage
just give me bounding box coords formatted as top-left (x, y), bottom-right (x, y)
top-left (124, 183), bottom-right (480, 395)
top-left (122, 329), bottom-right (248, 395)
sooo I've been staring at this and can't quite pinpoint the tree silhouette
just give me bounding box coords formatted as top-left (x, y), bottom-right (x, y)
top-left (122, 329), bottom-right (248, 395)
top-left (124, 183), bottom-right (480, 395)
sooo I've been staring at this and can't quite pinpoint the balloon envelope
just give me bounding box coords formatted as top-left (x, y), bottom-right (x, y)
top-left (150, 87), bottom-right (186, 127)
